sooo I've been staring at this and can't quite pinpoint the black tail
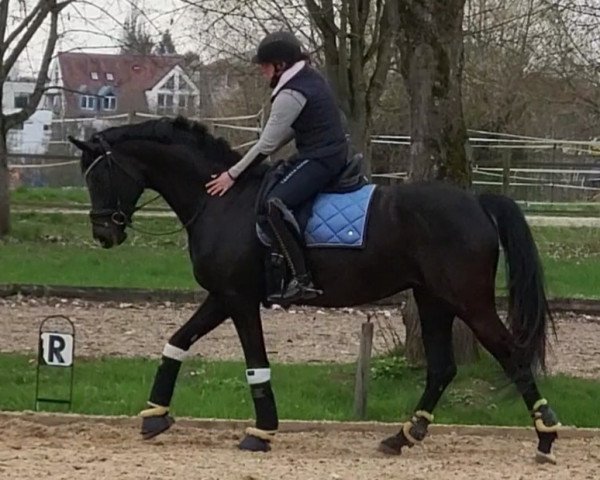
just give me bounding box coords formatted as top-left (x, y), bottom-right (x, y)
top-left (478, 193), bottom-right (554, 371)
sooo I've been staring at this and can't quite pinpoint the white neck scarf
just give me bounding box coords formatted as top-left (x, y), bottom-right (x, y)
top-left (271, 60), bottom-right (306, 98)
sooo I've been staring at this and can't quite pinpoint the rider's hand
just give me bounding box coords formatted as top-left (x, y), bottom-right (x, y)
top-left (205, 171), bottom-right (235, 196)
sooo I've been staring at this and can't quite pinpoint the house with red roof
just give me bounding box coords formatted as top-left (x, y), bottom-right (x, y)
top-left (45, 52), bottom-right (200, 118)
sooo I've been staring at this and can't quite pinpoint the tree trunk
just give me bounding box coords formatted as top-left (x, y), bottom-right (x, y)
top-left (0, 133), bottom-right (10, 237)
top-left (348, 114), bottom-right (372, 178)
top-left (397, 0), bottom-right (478, 365)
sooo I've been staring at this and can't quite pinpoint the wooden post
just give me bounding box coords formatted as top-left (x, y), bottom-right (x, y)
top-left (353, 319), bottom-right (374, 420)
top-left (502, 150), bottom-right (511, 196)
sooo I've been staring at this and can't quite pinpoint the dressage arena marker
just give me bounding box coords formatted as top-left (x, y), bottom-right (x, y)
top-left (35, 315), bottom-right (76, 411)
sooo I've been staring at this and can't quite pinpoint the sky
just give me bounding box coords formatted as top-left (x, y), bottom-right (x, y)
top-left (8, 0), bottom-right (195, 77)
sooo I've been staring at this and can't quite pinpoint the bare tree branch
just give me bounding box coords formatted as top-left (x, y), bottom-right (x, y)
top-left (2, 0), bottom-right (54, 79)
top-left (1, 0), bottom-right (45, 54)
top-left (0, 0), bottom-right (10, 51)
top-left (5, 1), bottom-right (72, 130)
top-left (305, 0), bottom-right (339, 35)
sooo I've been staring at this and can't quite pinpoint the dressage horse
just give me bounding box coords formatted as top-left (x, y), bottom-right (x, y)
top-left (69, 116), bottom-right (561, 463)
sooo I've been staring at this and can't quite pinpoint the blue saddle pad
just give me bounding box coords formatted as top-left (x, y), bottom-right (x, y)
top-left (304, 184), bottom-right (376, 248)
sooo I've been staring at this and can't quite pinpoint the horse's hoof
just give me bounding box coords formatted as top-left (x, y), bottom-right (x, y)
top-left (535, 450), bottom-right (557, 465)
top-left (238, 434), bottom-right (271, 452)
top-left (535, 430), bottom-right (557, 465)
top-left (378, 434), bottom-right (411, 456)
top-left (141, 414), bottom-right (174, 440)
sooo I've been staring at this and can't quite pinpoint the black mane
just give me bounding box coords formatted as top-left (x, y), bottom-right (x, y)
top-left (95, 116), bottom-right (242, 167)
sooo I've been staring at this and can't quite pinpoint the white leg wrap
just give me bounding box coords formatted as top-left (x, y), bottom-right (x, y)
top-left (246, 368), bottom-right (271, 385)
top-left (163, 343), bottom-right (188, 361)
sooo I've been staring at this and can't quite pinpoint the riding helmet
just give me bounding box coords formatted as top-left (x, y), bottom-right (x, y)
top-left (252, 31), bottom-right (304, 65)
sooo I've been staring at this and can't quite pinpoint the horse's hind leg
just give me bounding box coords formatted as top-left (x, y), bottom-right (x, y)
top-left (230, 298), bottom-right (279, 452)
top-left (464, 306), bottom-right (560, 463)
top-left (140, 294), bottom-right (228, 439)
top-left (379, 291), bottom-right (456, 455)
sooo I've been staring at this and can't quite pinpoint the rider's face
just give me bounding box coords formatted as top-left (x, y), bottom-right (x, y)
top-left (260, 63), bottom-right (275, 81)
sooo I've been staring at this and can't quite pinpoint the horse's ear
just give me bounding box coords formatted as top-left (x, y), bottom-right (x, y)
top-left (68, 136), bottom-right (95, 152)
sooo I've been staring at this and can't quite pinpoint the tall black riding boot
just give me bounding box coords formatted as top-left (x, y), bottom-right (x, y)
top-left (265, 202), bottom-right (321, 304)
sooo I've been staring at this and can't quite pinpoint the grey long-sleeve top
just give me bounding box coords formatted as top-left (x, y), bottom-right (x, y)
top-left (227, 89), bottom-right (307, 179)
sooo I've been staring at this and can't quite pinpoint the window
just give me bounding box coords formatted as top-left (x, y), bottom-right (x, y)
top-left (90, 72), bottom-right (99, 80)
top-left (106, 72), bottom-right (114, 81)
top-left (14, 94), bottom-right (29, 109)
top-left (158, 93), bottom-right (173, 107)
top-left (43, 125), bottom-right (51, 131)
top-left (80, 95), bottom-right (96, 110)
top-left (178, 94), bottom-right (187, 108)
top-left (178, 75), bottom-right (189, 91)
top-left (102, 95), bottom-right (117, 110)
top-left (157, 93), bottom-right (174, 114)
top-left (164, 76), bottom-right (175, 91)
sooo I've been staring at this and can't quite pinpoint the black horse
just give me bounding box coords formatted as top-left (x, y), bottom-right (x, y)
top-left (69, 116), bottom-right (560, 463)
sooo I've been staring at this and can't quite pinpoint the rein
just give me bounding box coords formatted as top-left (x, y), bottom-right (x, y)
top-left (85, 135), bottom-right (204, 236)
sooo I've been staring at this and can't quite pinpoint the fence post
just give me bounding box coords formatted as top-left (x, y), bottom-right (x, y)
top-left (502, 150), bottom-right (511, 195)
top-left (551, 142), bottom-right (557, 203)
top-left (353, 317), bottom-right (374, 420)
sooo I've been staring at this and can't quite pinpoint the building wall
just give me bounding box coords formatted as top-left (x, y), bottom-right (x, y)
top-left (3, 79), bottom-right (52, 154)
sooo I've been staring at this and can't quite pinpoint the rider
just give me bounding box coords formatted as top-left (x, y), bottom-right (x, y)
top-left (206, 31), bottom-right (348, 303)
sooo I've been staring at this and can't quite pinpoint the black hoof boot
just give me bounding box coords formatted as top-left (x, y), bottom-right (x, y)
top-left (378, 431), bottom-right (413, 456)
top-left (238, 434), bottom-right (271, 452)
top-left (535, 431), bottom-right (558, 464)
top-left (141, 414), bottom-right (175, 440)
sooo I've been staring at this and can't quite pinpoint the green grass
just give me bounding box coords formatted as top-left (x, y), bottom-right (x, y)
top-left (1, 214), bottom-right (599, 298)
top-left (517, 201), bottom-right (600, 217)
top-left (11, 186), bottom-right (90, 206)
top-left (11, 186), bottom-right (169, 210)
top-left (0, 243), bottom-right (196, 289)
top-left (6, 211), bottom-right (186, 248)
top-left (2, 353), bottom-right (599, 428)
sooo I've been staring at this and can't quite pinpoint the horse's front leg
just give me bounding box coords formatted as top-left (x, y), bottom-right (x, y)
top-left (140, 293), bottom-right (228, 439)
top-left (230, 298), bottom-right (278, 452)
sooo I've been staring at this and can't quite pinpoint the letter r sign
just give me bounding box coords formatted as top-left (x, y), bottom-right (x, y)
top-left (41, 333), bottom-right (74, 367)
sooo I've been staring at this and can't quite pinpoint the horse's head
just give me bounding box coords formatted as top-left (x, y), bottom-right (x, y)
top-left (69, 134), bottom-right (144, 248)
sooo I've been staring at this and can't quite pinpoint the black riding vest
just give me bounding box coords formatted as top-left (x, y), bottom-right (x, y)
top-left (272, 65), bottom-right (347, 170)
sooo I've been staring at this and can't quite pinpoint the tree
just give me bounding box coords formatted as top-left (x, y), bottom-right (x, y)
top-left (540, 0), bottom-right (600, 132)
top-left (0, 0), bottom-right (73, 237)
top-left (120, 9), bottom-right (154, 55)
top-left (156, 30), bottom-right (177, 55)
top-left (304, 1), bottom-right (397, 176)
top-left (395, 0), bottom-right (478, 365)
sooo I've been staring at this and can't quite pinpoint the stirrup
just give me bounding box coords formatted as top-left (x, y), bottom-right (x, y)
top-left (267, 276), bottom-right (322, 304)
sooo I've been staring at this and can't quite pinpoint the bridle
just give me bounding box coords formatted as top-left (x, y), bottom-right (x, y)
top-left (84, 135), bottom-right (204, 236)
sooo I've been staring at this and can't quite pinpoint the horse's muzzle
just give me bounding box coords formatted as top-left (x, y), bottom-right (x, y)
top-left (92, 224), bottom-right (127, 249)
